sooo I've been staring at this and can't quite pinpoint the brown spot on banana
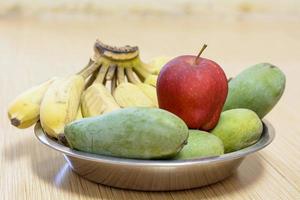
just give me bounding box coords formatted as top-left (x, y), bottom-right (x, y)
top-left (11, 118), bottom-right (21, 127)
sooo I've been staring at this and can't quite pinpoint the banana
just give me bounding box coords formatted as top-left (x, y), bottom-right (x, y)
top-left (84, 63), bottom-right (99, 89)
top-left (76, 105), bottom-right (83, 120)
top-left (110, 73), bottom-right (117, 93)
top-left (117, 66), bottom-right (125, 84)
top-left (40, 75), bottom-right (85, 138)
top-left (94, 40), bottom-right (154, 82)
top-left (40, 61), bottom-right (99, 138)
top-left (144, 74), bottom-right (158, 87)
top-left (8, 40), bottom-right (159, 133)
top-left (125, 68), bottom-right (139, 84)
top-left (148, 56), bottom-right (172, 75)
top-left (135, 83), bottom-right (158, 107)
top-left (7, 78), bottom-right (56, 129)
top-left (81, 83), bottom-right (120, 117)
top-left (113, 83), bottom-right (154, 108)
top-left (133, 64), bottom-right (151, 82)
top-left (106, 64), bottom-right (117, 80)
top-left (82, 62), bottom-right (120, 117)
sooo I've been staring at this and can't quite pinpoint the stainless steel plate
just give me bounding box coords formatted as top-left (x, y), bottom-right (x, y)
top-left (34, 120), bottom-right (275, 191)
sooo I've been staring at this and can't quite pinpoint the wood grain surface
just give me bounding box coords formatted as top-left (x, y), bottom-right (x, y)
top-left (0, 16), bottom-right (299, 200)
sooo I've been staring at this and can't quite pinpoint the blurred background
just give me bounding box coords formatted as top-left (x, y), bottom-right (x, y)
top-left (1, 0), bottom-right (300, 19)
top-left (0, 0), bottom-right (299, 110)
top-left (1, 0), bottom-right (299, 66)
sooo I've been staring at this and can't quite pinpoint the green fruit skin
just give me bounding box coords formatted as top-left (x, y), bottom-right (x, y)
top-left (174, 130), bottom-right (224, 160)
top-left (223, 63), bottom-right (286, 118)
top-left (64, 107), bottom-right (189, 159)
top-left (211, 109), bottom-right (263, 153)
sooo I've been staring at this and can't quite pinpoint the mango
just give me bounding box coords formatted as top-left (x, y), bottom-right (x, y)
top-left (175, 130), bottom-right (224, 160)
top-left (64, 107), bottom-right (189, 159)
top-left (211, 109), bottom-right (263, 153)
top-left (223, 63), bottom-right (285, 118)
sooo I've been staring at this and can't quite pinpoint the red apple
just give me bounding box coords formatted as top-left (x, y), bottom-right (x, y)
top-left (157, 45), bottom-right (228, 130)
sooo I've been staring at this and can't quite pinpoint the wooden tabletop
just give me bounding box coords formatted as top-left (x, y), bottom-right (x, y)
top-left (1, 17), bottom-right (299, 200)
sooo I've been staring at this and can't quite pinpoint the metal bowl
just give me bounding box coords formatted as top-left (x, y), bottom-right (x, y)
top-left (34, 120), bottom-right (275, 191)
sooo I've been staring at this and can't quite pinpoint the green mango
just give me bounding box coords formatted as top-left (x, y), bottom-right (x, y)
top-left (211, 109), bottom-right (263, 153)
top-left (64, 107), bottom-right (189, 159)
top-left (223, 63), bottom-right (285, 118)
top-left (174, 130), bottom-right (224, 160)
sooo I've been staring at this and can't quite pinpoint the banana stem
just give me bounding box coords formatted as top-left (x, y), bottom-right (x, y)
top-left (117, 66), bottom-right (125, 84)
top-left (94, 64), bottom-right (109, 84)
top-left (141, 63), bottom-right (156, 74)
top-left (94, 40), bottom-right (139, 61)
top-left (133, 66), bottom-right (150, 82)
top-left (106, 64), bottom-right (117, 80)
top-left (84, 67), bottom-right (100, 89)
top-left (78, 60), bottom-right (101, 79)
top-left (111, 73), bottom-right (117, 93)
top-left (125, 68), bottom-right (140, 84)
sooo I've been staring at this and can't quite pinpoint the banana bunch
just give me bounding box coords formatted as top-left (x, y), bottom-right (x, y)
top-left (81, 40), bottom-right (160, 118)
top-left (8, 59), bottom-right (100, 138)
top-left (8, 40), bottom-right (166, 140)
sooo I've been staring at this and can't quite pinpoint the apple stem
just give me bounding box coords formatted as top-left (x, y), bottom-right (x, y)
top-left (194, 44), bottom-right (208, 65)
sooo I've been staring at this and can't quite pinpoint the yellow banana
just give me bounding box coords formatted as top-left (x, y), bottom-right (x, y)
top-left (144, 75), bottom-right (158, 87)
top-left (76, 104), bottom-right (83, 120)
top-left (113, 82), bottom-right (155, 108)
top-left (148, 56), bottom-right (171, 74)
top-left (7, 78), bottom-right (55, 129)
top-left (135, 83), bottom-right (158, 107)
top-left (81, 63), bottom-right (120, 117)
top-left (40, 75), bottom-right (85, 138)
top-left (81, 83), bottom-right (120, 117)
top-left (40, 61), bottom-right (99, 138)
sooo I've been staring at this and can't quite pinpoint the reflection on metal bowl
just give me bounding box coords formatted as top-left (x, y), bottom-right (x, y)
top-left (34, 120), bottom-right (274, 191)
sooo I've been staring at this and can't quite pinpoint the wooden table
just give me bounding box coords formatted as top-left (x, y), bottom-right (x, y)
top-left (1, 16), bottom-right (299, 200)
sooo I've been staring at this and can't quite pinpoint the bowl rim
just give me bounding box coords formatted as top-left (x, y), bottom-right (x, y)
top-left (34, 120), bottom-right (275, 167)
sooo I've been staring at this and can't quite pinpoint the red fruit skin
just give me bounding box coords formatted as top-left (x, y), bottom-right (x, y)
top-left (157, 55), bottom-right (228, 130)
